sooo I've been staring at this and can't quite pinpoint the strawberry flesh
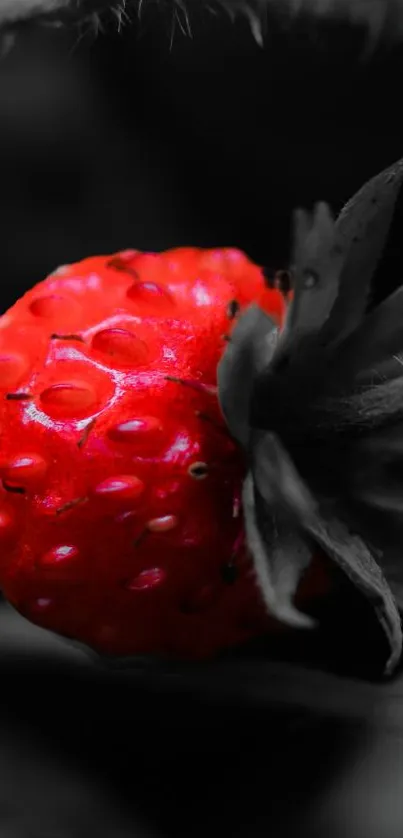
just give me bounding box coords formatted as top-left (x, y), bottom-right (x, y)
top-left (0, 247), bottom-right (330, 660)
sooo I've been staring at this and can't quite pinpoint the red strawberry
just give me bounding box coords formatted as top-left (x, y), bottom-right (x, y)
top-left (0, 247), bottom-right (331, 660)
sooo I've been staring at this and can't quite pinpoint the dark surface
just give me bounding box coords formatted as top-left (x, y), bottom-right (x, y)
top-left (2, 600), bottom-right (403, 838)
top-left (1, 12), bottom-right (403, 838)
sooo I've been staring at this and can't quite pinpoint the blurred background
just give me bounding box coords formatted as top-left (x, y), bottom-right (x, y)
top-left (1, 9), bottom-right (403, 838)
top-left (1, 10), bottom-right (403, 310)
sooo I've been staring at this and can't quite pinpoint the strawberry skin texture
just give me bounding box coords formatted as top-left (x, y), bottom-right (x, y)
top-left (0, 247), bottom-right (328, 660)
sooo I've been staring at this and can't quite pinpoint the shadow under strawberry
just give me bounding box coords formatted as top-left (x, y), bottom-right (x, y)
top-left (0, 600), bottom-right (375, 838)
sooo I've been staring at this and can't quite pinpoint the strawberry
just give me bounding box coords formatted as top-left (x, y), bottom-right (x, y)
top-left (0, 246), bottom-right (330, 661)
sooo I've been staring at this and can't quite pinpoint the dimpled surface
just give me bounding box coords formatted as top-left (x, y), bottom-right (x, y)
top-left (0, 247), bottom-right (328, 660)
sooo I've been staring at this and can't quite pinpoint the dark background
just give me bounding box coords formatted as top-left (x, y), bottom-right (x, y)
top-left (1, 11), bottom-right (403, 309)
top-left (2, 11), bottom-right (403, 838)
